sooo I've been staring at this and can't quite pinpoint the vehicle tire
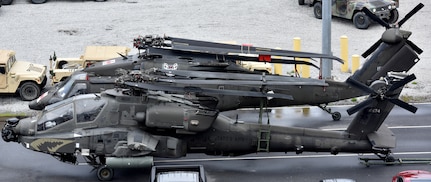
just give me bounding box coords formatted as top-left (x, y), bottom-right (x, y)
top-left (388, 9), bottom-right (399, 24)
top-left (19, 82), bottom-right (41, 101)
top-left (2, 0), bottom-right (13, 5)
top-left (30, 0), bottom-right (47, 4)
top-left (313, 2), bottom-right (322, 19)
top-left (298, 0), bottom-right (305, 5)
top-left (97, 166), bottom-right (114, 181)
top-left (353, 12), bottom-right (370, 29)
top-left (58, 60), bottom-right (68, 69)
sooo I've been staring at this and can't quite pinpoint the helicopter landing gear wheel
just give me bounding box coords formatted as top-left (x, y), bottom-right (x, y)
top-left (318, 104), bottom-right (341, 121)
top-left (331, 112), bottom-right (341, 121)
top-left (97, 165), bottom-right (114, 181)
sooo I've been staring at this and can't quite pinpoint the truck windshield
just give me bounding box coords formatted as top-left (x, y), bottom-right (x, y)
top-left (56, 72), bottom-right (87, 98)
top-left (7, 55), bottom-right (15, 71)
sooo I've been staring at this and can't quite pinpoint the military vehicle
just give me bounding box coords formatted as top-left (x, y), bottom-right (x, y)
top-left (0, 50), bottom-right (47, 101)
top-left (49, 46), bottom-right (130, 85)
top-left (299, 0), bottom-right (399, 29)
top-left (1, 4), bottom-right (424, 181)
top-left (1, 0), bottom-right (107, 5)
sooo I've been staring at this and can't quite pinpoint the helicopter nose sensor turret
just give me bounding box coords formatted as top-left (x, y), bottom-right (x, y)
top-left (2, 118), bottom-right (20, 142)
top-left (2, 117), bottom-right (36, 143)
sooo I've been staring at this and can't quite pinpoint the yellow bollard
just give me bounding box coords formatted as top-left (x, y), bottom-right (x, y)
top-left (293, 37), bottom-right (310, 78)
top-left (293, 37), bottom-right (302, 76)
top-left (274, 47), bottom-right (283, 75)
top-left (302, 107), bottom-right (310, 117)
top-left (340, 35), bottom-right (349, 73)
top-left (351, 54), bottom-right (360, 74)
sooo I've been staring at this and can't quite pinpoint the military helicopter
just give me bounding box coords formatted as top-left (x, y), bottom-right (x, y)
top-left (31, 13), bottom-right (421, 121)
top-left (1, 3), bottom-right (424, 181)
top-left (29, 36), bottom-right (339, 113)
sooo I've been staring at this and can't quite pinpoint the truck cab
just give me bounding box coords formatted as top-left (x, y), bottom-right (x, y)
top-left (299, 0), bottom-right (399, 29)
top-left (0, 50), bottom-right (47, 101)
top-left (49, 46), bottom-right (130, 85)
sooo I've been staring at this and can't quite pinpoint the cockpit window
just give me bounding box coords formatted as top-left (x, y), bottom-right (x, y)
top-left (56, 73), bottom-right (87, 98)
top-left (69, 83), bottom-right (88, 97)
top-left (76, 98), bottom-right (105, 123)
top-left (37, 103), bottom-right (74, 131)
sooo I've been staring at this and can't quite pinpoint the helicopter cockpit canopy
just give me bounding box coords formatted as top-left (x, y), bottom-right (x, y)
top-left (37, 94), bottom-right (105, 132)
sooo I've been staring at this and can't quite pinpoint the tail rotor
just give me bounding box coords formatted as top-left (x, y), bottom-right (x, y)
top-left (346, 74), bottom-right (418, 115)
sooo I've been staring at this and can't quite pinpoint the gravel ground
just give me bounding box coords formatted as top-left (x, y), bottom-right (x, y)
top-left (0, 0), bottom-right (430, 113)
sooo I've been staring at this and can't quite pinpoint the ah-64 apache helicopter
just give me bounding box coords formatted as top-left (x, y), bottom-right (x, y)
top-left (3, 3), bottom-right (423, 181)
top-left (31, 8), bottom-right (421, 121)
top-left (30, 34), bottom-right (344, 118)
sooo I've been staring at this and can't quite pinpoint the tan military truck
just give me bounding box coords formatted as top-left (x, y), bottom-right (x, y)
top-left (0, 50), bottom-right (47, 101)
top-left (49, 46), bottom-right (130, 85)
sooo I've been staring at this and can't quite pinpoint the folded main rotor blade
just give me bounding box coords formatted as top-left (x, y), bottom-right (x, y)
top-left (158, 78), bottom-right (328, 86)
top-left (125, 82), bottom-right (294, 100)
top-left (169, 47), bottom-right (328, 66)
top-left (387, 98), bottom-right (418, 113)
top-left (160, 69), bottom-right (327, 84)
top-left (398, 3), bottom-right (424, 27)
top-left (166, 36), bottom-right (344, 63)
top-left (347, 98), bottom-right (375, 115)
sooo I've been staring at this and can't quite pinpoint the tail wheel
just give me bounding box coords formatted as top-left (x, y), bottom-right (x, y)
top-left (97, 165), bottom-right (114, 181)
top-left (331, 112), bottom-right (341, 121)
top-left (19, 82), bottom-right (41, 101)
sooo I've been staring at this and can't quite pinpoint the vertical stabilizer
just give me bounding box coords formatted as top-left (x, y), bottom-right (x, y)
top-left (350, 33), bottom-right (419, 86)
top-left (345, 74), bottom-right (417, 140)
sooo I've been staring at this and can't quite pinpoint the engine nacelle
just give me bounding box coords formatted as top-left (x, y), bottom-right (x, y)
top-left (145, 103), bottom-right (218, 132)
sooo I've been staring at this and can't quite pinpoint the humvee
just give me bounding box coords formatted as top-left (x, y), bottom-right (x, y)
top-left (49, 46), bottom-right (130, 85)
top-left (299, 0), bottom-right (399, 29)
top-left (0, 50), bottom-right (47, 101)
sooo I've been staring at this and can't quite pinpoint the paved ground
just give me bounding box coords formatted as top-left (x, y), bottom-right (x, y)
top-left (0, 0), bottom-right (430, 113)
